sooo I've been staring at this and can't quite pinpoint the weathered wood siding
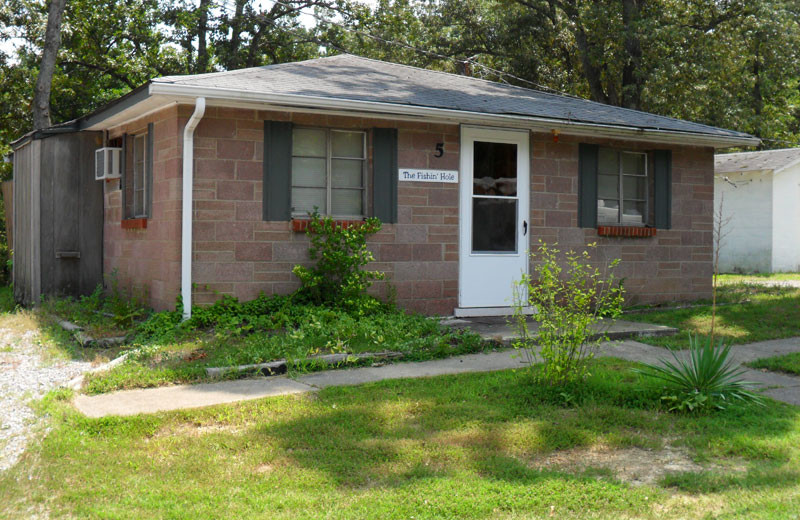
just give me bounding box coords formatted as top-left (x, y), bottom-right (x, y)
top-left (12, 132), bottom-right (103, 304)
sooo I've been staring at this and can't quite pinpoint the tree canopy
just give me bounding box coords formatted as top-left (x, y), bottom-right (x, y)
top-left (1, 0), bottom-right (798, 167)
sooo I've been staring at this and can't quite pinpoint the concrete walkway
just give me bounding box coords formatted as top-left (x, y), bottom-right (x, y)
top-left (72, 337), bottom-right (800, 417)
top-left (442, 316), bottom-right (677, 344)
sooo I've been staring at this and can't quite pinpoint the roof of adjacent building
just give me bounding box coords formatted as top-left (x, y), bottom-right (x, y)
top-left (152, 54), bottom-right (753, 141)
top-left (715, 148), bottom-right (800, 174)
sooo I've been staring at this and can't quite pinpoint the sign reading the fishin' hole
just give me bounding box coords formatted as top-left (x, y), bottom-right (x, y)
top-left (398, 169), bottom-right (459, 183)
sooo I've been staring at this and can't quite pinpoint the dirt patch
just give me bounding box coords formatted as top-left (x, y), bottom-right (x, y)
top-left (530, 443), bottom-right (741, 486)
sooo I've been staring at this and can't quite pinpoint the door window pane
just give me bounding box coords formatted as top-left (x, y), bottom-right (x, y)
top-left (331, 131), bottom-right (364, 158)
top-left (292, 187), bottom-right (327, 214)
top-left (473, 141), bottom-right (517, 196)
top-left (472, 198), bottom-right (517, 253)
top-left (292, 129), bottom-right (326, 157)
top-left (332, 189), bottom-right (363, 216)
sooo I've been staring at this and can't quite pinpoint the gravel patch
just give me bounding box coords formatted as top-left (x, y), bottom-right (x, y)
top-left (0, 327), bottom-right (92, 472)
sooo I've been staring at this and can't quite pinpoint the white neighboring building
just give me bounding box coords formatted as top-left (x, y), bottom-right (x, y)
top-left (715, 148), bottom-right (800, 273)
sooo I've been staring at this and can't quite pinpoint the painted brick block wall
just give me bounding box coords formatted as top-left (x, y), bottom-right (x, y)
top-left (104, 105), bottom-right (714, 313)
top-left (529, 132), bottom-right (714, 304)
top-left (189, 108), bottom-right (460, 315)
top-left (104, 105), bottom-right (186, 310)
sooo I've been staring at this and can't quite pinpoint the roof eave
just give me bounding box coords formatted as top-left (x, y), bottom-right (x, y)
top-left (148, 82), bottom-right (759, 148)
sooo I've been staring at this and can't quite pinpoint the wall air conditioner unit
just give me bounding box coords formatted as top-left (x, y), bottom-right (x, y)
top-left (95, 147), bottom-right (122, 181)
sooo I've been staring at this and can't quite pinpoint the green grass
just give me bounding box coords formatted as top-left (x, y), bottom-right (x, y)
top-left (721, 273), bottom-right (800, 282)
top-left (625, 277), bottom-right (800, 350)
top-left (2, 360), bottom-right (798, 519)
top-left (747, 353), bottom-right (800, 376)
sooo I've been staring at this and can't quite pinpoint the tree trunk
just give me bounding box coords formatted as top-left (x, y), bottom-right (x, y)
top-left (32, 0), bottom-right (67, 131)
top-left (620, 0), bottom-right (644, 110)
top-left (197, 0), bottom-right (211, 73)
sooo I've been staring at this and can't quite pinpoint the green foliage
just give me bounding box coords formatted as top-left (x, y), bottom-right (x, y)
top-left (83, 288), bottom-right (487, 393)
top-left (634, 335), bottom-right (764, 413)
top-left (104, 270), bottom-right (146, 328)
top-left (292, 212), bottom-right (385, 310)
top-left (511, 241), bottom-right (624, 386)
top-left (747, 352), bottom-right (800, 376)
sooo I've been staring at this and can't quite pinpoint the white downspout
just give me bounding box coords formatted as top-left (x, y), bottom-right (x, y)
top-left (181, 97), bottom-right (206, 320)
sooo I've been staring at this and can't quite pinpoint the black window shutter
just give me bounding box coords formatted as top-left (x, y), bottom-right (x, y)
top-left (578, 143), bottom-right (599, 228)
top-left (263, 121), bottom-right (293, 221)
top-left (653, 149), bottom-right (672, 229)
top-left (372, 128), bottom-right (398, 223)
top-left (146, 123), bottom-right (154, 218)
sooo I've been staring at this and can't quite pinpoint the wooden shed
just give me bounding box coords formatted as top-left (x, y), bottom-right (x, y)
top-left (11, 130), bottom-right (104, 305)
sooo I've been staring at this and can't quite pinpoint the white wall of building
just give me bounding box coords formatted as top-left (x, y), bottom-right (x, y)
top-left (714, 170), bottom-right (773, 273)
top-left (772, 163), bottom-right (800, 272)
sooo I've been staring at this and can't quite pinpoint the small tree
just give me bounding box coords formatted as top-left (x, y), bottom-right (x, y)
top-left (292, 212), bottom-right (384, 310)
top-left (511, 241), bottom-right (624, 385)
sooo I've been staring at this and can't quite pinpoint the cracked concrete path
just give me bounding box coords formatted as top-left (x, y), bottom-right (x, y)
top-left (72, 338), bottom-right (800, 417)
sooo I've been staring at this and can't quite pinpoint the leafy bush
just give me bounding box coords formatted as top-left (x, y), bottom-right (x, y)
top-left (510, 241), bottom-right (624, 386)
top-left (634, 335), bottom-right (763, 413)
top-left (292, 212), bottom-right (385, 310)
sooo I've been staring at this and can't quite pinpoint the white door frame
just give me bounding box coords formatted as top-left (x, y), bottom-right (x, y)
top-left (457, 126), bottom-right (530, 315)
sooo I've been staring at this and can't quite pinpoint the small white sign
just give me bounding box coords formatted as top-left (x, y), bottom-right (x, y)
top-left (398, 168), bottom-right (459, 183)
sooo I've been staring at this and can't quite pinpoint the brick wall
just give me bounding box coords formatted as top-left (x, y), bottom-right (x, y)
top-left (529, 132), bottom-right (714, 304)
top-left (189, 108), bottom-right (460, 315)
top-left (104, 105), bottom-right (714, 313)
top-left (104, 105), bottom-right (185, 310)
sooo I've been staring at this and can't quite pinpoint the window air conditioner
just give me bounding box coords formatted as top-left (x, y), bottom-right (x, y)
top-left (95, 147), bottom-right (122, 181)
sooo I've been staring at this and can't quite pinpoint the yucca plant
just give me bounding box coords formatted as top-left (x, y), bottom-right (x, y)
top-left (634, 335), bottom-right (763, 413)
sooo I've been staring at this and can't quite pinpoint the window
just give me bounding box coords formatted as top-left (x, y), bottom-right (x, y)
top-left (132, 133), bottom-right (147, 218)
top-left (597, 148), bottom-right (648, 226)
top-left (291, 128), bottom-right (366, 217)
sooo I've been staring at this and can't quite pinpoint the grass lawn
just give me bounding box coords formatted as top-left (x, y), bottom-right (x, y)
top-left (1, 359), bottom-right (798, 519)
top-left (625, 275), bottom-right (800, 350)
top-left (747, 353), bottom-right (800, 376)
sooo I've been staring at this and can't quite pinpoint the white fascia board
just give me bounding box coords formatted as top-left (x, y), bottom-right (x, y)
top-left (131, 82), bottom-right (759, 148)
top-left (773, 157), bottom-right (800, 175)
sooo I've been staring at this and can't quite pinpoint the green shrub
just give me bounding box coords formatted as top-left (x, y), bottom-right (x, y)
top-left (634, 335), bottom-right (763, 413)
top-left (292, 212), bottom-right (385, 310)
top-left (510, 241), bottom-right (624, 386)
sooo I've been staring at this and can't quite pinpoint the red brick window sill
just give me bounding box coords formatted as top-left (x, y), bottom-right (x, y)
top-left (291, 218), bottom-right (364, 233)
top-left (597, 225), bottom-right (656, 238)
top-left (121, 218), bottom-right (148, 230)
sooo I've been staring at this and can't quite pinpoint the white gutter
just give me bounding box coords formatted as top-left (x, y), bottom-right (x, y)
top-left (181, 97), bottom-right (206, 320)
top-left (149, 82), bottom-right (761, 148)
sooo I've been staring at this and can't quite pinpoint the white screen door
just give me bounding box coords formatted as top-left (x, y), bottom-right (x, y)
top-left (458, 127), bottom-right (530, 310)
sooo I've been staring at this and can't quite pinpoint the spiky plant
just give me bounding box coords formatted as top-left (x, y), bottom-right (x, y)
top-left (634, 335), bottom-right (763, 413)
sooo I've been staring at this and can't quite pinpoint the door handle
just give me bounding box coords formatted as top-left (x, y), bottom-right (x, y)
top-left (523, 220), bottom-right (528, 236)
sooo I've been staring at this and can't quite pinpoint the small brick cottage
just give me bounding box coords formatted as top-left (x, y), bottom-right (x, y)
top-left (10, 55), bottom-right (758, 316)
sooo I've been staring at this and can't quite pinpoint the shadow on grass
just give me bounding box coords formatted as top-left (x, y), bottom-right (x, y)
top-left (252, 362), bottom-right (799, 492)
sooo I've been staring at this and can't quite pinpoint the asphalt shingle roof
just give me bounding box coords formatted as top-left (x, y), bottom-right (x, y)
top-left (153, 54), bottom-right (752, 140)
top-left (715, 148), bottom-right (800, 174)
